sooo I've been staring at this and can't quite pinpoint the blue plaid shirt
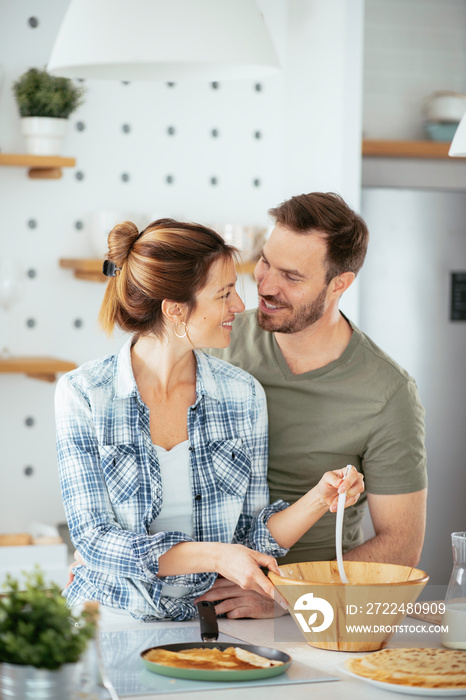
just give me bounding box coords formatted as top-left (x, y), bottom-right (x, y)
top-left (55, 339), bottom-right (288, 621)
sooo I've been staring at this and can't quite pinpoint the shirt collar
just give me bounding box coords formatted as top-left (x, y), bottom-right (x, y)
top-left (113, 339), bottom-right (221, 403)
top-left (114, 337), bottom-right (138, 399)
top-left (193, 349), bottom-right (221, 403)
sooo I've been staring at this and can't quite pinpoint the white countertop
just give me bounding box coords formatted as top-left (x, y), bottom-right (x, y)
top-left (93, 611), bottom-right (445, 700)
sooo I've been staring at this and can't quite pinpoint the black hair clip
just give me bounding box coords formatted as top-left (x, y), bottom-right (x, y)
top-left (102, 260), bottom-right (121, 277)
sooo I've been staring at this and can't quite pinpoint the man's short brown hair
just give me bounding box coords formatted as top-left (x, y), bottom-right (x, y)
top-left (268, 192), bottom-right (369, 283)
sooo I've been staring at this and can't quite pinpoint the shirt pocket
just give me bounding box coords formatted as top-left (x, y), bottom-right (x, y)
top-left (209, 439), bottom-right (251, 498)
top-left (100, 444), bottom-right (140, 504)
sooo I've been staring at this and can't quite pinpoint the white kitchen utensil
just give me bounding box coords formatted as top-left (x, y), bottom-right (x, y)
top-left (335, 465), bottom-right (352, 584)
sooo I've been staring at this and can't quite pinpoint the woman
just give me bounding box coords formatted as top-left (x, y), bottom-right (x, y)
top-left (55, 218), bottom-right (363, 621)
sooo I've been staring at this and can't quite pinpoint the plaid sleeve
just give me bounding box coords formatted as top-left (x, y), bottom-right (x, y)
top-left (231, 378), bottom-right (289, 557)
top-left (55, 375), bottom-right (195, 582)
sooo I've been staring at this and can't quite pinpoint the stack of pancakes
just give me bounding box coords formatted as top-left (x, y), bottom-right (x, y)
top-left (346, 648), bottom-right (466, 688)
top-left (143, 646), bottom-right (282, 671)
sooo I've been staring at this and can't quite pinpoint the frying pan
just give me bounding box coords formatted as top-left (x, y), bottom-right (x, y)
top-left (140, 641), bottom-right (292, 682)
top-left (140, 602), bottom-right (292, 682)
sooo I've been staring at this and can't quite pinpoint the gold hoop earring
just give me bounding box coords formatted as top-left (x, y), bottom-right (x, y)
top-left (173, 321), bottom-right (187, 339)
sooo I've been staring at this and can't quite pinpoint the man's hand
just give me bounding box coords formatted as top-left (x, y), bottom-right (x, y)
top-left (195, 576), bottom-right (288, 619)
top-left (66, 550), bottom-right (85, 587)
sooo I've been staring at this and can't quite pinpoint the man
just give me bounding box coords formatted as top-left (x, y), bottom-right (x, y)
top-left (199, 192), bottom-right (427, 619)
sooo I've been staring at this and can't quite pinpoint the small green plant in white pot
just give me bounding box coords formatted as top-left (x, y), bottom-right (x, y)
top-left (0, 567), bottom-right (95, 700)
top-left (12, 68), bottom-right (85, 155)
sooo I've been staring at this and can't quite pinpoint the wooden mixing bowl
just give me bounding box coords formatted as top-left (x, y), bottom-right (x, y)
top-left (269, 561), bottom-right (429, 652)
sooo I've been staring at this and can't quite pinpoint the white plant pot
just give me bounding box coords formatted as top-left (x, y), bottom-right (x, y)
top-left (0, 662), bottom-right (77, 699)
top-left (20, 117), bottom-right (68, 156)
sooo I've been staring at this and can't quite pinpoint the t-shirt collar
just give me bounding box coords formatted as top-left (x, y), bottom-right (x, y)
top-left (271, 311), bottom-right (359, 381)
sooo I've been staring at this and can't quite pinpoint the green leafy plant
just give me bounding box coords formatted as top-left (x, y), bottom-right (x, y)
top-left (12, 68), bottom-right (85, 119)
top-left (0, 568), bottom-right (95, 670)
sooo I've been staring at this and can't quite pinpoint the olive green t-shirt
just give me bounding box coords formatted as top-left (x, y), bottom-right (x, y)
top-left (209, 309), bottom-right (427, 564)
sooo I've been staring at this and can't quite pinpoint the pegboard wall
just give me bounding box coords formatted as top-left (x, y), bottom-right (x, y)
top-left (0, 0), bottom-right (364, 534)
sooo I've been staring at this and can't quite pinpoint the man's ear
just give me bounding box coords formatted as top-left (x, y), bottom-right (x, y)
top-left (161, 299), bottom-right (186, 324)
top-left (330, 271), bottom-right (355, 298)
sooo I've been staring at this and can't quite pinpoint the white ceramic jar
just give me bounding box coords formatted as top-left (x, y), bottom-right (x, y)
top-left (424, 91), bottom-right (466, 123)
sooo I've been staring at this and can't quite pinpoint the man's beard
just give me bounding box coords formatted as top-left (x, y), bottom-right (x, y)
top-left (257, 286), bottom-right (328, 333)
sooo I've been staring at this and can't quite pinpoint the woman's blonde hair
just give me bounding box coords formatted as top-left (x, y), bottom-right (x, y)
top-left (99, 218), bottom-right (237, 337)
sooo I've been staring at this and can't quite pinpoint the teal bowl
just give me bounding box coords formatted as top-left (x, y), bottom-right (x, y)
top-left (424, 121), bottom-right (459, 142)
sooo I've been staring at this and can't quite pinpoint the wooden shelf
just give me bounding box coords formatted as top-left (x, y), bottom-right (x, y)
top-left (0, 153), bottom-right (76, 179)
top-left (59, 258), bottom-right (106, 282)
top-left (0, 356), bottom-right (77, 382)
top-left (361, 139), bottom-right (464, 159)
top-left (59, 258), bottom-right (257, 282)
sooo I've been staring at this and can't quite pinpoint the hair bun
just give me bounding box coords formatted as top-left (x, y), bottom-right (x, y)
top-left (107, 221), bottom-right (139, 266)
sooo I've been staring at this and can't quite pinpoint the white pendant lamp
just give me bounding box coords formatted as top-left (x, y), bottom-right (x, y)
top-left (449, 112), bottom-right (466, 157)
top-left (47, 0), bottom-right (280, 82)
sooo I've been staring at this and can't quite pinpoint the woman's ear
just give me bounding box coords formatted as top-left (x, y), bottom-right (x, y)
top-left (161, 299), bottom-right (185, 325)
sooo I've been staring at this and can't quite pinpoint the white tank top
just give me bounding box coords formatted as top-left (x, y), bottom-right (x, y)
top-left (150, 440), bottom-right (194, 598)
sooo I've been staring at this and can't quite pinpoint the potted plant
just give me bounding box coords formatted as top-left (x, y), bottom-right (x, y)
top-left (0, 567), bottom-right (95, 700)
top-left (12, 67), bottom-right (85, 155)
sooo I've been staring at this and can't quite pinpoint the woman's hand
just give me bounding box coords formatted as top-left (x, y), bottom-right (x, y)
top-left (211, 543), bottom-right (287, 608)
top-left (316, 466), bottom-right (365, 513)
top-left (157, 541), bottom-right (288, 609)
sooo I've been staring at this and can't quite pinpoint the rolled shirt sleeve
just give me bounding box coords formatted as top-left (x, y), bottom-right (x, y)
top-left (55, 374), bottom-right (197, 582)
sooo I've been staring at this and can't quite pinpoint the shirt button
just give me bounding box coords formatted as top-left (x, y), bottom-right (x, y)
top-left (191, 405), bottom-right (197, 411)
top-left (195, 494), bottom-right (202, 501)
top-left (189, 446), bottom-right (194, 452)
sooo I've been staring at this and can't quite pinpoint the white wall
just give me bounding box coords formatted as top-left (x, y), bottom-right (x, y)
top-left (282, 0), bottom-right (365, 320)
top-left (363, 0), bottom-right (466, 140)
top-left (362, 0), bottom-right (466, 190)
top-left (361, 0), bottom-right (466, 584)
top-left (0, 0), bottom-right (364, 535)
top-left (360, 188), bottom-right (466, 586)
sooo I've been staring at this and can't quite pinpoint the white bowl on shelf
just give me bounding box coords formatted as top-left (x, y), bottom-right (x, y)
top-left (424, 91), bottom-right (466, 123)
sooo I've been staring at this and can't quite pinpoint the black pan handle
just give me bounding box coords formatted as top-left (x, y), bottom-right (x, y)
top-left (196, 600), bottom-right (218, 642)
